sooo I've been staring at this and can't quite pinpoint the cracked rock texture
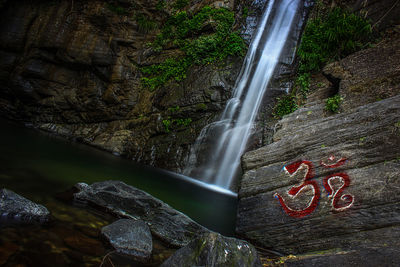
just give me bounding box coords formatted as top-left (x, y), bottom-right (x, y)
top-left (74, 180), bottom-right (209, 247)
top-left (236, 27), bottom-right (400, 263)
top-left (161, 232), bottom-right (262, 267)
top-left (0, 0), bottom-right (244, 172)
top-left (101, 219), bottom-right (152, 262)
top-left (0, 188), bottom-right (51, 224)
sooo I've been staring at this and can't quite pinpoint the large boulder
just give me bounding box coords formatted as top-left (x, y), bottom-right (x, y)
top-left (236, 31), bottom-right (400, 258)
top-left (101, 219), bottom-right (152, 262)
top-left (0, 188), bottom-right (51, 224)
top-left (74, 180), bottom-right (210, 247)
top-left (237, 94), bottom-right (400, 254)
top-left (161, 232), bottom-right (262, 267)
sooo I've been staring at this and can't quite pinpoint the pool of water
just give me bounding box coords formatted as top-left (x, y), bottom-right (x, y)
top-left (0, 118), bottom-right (238, 265)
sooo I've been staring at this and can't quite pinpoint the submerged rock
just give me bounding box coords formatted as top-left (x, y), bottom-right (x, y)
top-left (161, 232), bottom-right (262, 267)
top-left (73, 180), bottom-right (209, 247)
top-left (101, 219), bottom-right (152, 262)
top-left (0, 188), bottom-right (51, 225)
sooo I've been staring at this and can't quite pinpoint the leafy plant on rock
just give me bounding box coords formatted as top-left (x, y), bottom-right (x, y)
top-left (141, 6), bottom-right (246, 90)
top-left (277, 7), bottom-right (372, 117)
top-left (297, 7), bottom-right (372, 74)
top-left (135, 13), bottom-right (157, 34)
top-left (273, 95), bottom-right (298, 119)
top-left (325, 94), bottom-right (343, 113)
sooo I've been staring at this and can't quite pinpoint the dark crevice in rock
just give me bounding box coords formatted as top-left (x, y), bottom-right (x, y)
top-left (322, 71), bottom-right (341, 97)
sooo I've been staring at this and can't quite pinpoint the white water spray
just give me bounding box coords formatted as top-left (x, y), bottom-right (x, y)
top-left (184, 0), bottom-right (301, 189)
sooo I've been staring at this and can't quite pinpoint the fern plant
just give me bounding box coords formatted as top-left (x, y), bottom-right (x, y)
top-left (298, 7), bottom-right (371, 74)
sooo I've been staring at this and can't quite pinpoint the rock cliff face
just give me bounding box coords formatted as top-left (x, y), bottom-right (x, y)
top-left (236, 25), bottom-right (400, 262)
top-left (0, 0), bottom-right (247, 171)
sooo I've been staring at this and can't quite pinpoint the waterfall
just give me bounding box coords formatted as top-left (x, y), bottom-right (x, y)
top-left (184, 0), bottom-right (303, 189)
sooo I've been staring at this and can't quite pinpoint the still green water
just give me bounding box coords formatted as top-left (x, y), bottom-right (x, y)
top-left (0, 119), bottom-right (237, 233)
top-left (0, 119), bottom-right (238, 265)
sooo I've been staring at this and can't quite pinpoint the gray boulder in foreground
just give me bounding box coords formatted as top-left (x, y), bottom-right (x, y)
top-left (0, 188), bottom-right (51, 224)
top-left (101, 219), bottom-right (152, 262)
top-left (73, 180), bottom-right (209, 247)
top-left (161, 232), bottom-right (262, 267)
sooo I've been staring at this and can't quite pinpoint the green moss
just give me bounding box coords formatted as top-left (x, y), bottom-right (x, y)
top-left (141, 6), bottom-right (246, 90)
top-left (196, 103), bottom-right (207, 110)
top-left (325, 94), bottom-right (343, 113)
top-left (162, 116), bottom-right (192, 132)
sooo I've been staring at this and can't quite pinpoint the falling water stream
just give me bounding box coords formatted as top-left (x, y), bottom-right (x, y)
top-left (184, 0), bottom-right (302, 189)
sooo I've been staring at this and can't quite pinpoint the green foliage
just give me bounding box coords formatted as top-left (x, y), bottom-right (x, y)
top-left (325, 94), bottom-right (343, 113)
top-left (296, 73), bottom-right (310, 97)
top-left (162, 117), bottom-right (192, 132)
top-left (162, 119), bottom-right (172, 132)
top-left (174, 0), bottom-right (189, 10)
top-left (298, 7), bottom-right (371, 74)
top-left (135, 14), bottom-right (157, 33)
top-left (196, 103), bottom-right (207, 110)
top-left (273, 95), bottom-right (298, 118)
top-left (168, 106), bottom-right (180, 113)
top-left (141, 58), bottom-right (190, 91)
top-left (175, 118), bottom-right (192, 126)
top-left (280, 7), bottom-right (372, 118)
top-left (156, 0), bottom-right (165, 11)
top-left (106, 3), bottom-right (128, 15)
top-left (141, 6), bottom-right (246, 90)
top-left (242, 7), bottom-right (249, 19)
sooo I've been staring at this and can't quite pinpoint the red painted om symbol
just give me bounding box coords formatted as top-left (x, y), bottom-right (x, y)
top-left (273, 161), bottom-right (320, 218)
top-left (274, 156), bottom-right (354, 218)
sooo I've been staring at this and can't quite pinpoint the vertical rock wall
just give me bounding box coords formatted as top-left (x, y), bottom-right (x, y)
top-left (0, 0), bottom-right (246, 171)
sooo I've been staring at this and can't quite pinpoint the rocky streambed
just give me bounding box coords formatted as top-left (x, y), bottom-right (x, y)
top-left (0, 182), bottom-right (263, 266)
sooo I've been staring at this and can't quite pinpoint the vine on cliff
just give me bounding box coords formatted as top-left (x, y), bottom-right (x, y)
top-left (141, 6), bottom-right (246, 91)
top-left (274, 7), bottom-right (372, 118)
top-left (297, 7), bottom-right (372, 74)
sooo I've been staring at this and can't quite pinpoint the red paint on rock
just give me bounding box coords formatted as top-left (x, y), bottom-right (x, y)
top-left (274, 161), bottom-right (320, 218)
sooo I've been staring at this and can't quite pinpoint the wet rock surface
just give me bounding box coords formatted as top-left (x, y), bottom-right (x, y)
top-left (101, 219), bottom-right (152, 262)
top-left (161, 232), bottom-right (262, 267)
top-left (284, 247), bottom-right (400, 267)
top-left (236, 29), bottom-right (400, 263)
top-left (74, 180), bottom-right (210, 247)
top-left (0, 188), bottom-right (51, 224)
